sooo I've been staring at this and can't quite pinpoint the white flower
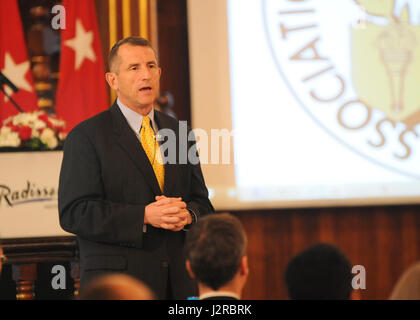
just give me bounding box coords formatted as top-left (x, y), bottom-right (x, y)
top-left (40, 128), bottom-right (55, 139)
top-left (46, 136), bottom-right (58, 149)
top-left (13, 113), bottom-right (30, 126)
top-left (50, 118), bottom-right (65, 128)
top-left (33, 119), bottom-right (47, 130)
top-left (0, 111), bottom-right (67, 149)
top-left (40, 128), bottom-right (58, 149)
top-left (0, 126), bottom-right (12, 135)
top-left (31, 128), bottom-right (40, 138)
top-left (58, 131), bottom-right (67, 141)
top-left (28, 113), bottom-right (37, 124)
top-left (0, 131), bottom-right (20, 147)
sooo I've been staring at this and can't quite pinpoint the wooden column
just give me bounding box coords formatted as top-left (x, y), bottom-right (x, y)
top-left (12, 264), bottom-right (37, 300)
top-left (70, 261), bottom-right (80, 298)
top-left (18, 0), bottom-right (61, 114)
top-left (1, 236), bottom-right (78, 300)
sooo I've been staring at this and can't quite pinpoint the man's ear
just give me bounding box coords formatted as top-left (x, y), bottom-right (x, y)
top-left (239, 255), bottom-right (249, 277)
top-left (105, 72), bottom-right (118, 91)
top-left (186, 260), bottom-right (195, 279)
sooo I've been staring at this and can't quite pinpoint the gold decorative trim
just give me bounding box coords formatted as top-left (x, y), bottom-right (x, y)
top-left (149, 0), bottom-right (158, 50)
top-left (108, 0), bottom-right (117, 49)
top-left (38, 98), bottom-right (52, 108)
top-left (31, 56), bottom-right (48, 63)
top-left (35, 82), bottom-right (52, 91)
top-left (139, 0), bottom-right (149, 39)
top-left (122, 0), bottom-right (131, 38)
top-left (108, 0), bottom-right (117, 103)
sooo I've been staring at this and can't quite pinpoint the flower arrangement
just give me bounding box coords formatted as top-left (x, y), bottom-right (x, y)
top-left (0, 111), bottom-right (67, 150)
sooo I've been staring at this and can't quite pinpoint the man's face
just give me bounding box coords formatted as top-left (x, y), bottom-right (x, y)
top-left (107, 44), bottom-right (161, 114)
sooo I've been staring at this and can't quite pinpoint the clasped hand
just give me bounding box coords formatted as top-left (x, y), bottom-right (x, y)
top-left (144, 195), bottom-right (192, 231)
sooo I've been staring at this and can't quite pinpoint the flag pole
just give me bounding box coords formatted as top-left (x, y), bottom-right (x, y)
top-left (0, 86), bottom-right (23, 113)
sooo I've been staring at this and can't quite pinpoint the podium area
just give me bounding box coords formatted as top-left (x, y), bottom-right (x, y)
top-left (0, 237), bottom-right (78, 299)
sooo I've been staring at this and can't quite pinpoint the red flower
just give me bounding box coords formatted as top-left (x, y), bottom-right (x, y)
top-left (18, 126), bottom-right (32, 141)
top-left (38, 113), bottom-right (49, 123)
top-left (6, 122), bottom-right (19, 132)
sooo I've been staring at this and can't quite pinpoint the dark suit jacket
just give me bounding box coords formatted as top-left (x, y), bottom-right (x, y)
top-left (58, 102), bottom-right (214, 299)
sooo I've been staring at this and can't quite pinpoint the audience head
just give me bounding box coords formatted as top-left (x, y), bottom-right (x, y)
top-left (389, 262), bottom-right (420, 300)
top-left (285, 243), bottom-right (355, 300)
top-left (78, 273), bottom-right (155, 300)
top-left (184, 213), bottom-right (248, 296)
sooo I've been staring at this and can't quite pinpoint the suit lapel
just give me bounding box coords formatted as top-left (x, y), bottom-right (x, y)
top-left (110, 103), bottom-right (162, 196)
top-left (154, 110), bottom-right (179, 196)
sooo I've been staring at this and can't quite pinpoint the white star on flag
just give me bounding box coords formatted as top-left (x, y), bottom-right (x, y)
top-left (1, 52), bottom-right (33, 102)
top-left (64, 19), bottom-right (96, 70)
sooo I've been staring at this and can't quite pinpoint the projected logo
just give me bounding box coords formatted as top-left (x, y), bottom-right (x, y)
top-left (263, 0), bottom-right (420, 179)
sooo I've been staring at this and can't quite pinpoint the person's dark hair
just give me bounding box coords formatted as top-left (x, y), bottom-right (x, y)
top-left (184, 213), bottom-right (247, 290)
top-left (108, 36), bottom-right (158, 72)
top-left (285, 243), bottom-right (353, 300)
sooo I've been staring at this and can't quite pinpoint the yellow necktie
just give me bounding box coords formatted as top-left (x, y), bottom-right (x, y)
top-left (140, 116), bottom-right (165, 192)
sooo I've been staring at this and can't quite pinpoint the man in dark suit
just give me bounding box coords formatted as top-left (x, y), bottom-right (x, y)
top-left (184, 213), bottom-right (249, 300)
top-left (58, 37), bottom-right (214, 300)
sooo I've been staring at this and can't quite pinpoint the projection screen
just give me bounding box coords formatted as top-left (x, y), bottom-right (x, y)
top-left (187, 0), bottom-right (420, 210)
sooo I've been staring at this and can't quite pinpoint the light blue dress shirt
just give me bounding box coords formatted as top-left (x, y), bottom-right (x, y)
top-left (116, 98), bottom-right (159, 136)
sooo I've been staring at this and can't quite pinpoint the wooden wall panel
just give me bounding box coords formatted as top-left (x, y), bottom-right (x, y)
top-left (231, 206), bottom-right (420, 300)
top-left (156, 0), bottom-right (191, 122)
top-left (95, 0), bottom-right (110, 69)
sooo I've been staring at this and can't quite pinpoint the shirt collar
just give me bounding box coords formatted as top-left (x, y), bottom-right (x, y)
top-left (199, 291), bottom-right (240, 300)
top-left (116, 98), bottom-right (156, 134)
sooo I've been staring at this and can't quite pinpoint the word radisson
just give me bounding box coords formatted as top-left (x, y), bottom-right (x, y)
top-left (0, 181), bottom-right (56, 207)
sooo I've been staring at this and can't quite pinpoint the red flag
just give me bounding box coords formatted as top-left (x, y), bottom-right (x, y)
top-left (0, 0), bottom-right (38, 122)
top-left (55, 0), bottom-right (108, 131)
